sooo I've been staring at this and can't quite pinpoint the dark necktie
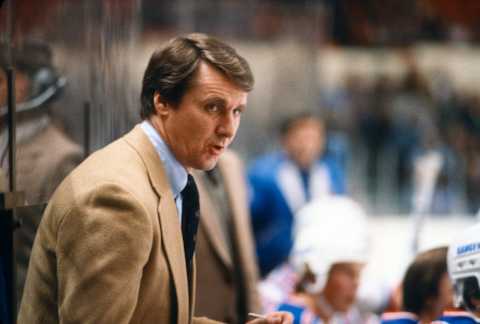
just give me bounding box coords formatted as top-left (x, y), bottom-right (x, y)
top-left (181, 174), bottom-right (200, 285)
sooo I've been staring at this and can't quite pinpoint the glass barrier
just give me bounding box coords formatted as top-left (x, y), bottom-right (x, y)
top-left (0, 0), bottom-right (141, 207)
top-left (0, 0), bottom-right (142, 316)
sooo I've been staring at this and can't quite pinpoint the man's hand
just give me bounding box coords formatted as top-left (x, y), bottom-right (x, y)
top-left (246, 311), bottom-right (293, 324)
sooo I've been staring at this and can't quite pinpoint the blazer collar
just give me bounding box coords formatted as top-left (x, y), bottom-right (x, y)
top-left (123, 125), bottom-right (177, 198)
top-left (123, 125), bottom-right (190, 324)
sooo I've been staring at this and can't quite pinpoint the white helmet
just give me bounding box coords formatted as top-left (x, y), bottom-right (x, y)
top-left (448, 223), bottom-right (480, 314)
top-left (290, 196), bottom-right (369, 293)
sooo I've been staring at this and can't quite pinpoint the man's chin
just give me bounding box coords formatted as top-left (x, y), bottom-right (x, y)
top-left (194, 157), bottom-right (220, 171)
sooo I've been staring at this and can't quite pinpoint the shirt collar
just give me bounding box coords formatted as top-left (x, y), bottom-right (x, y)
top-left (140, 120), bottom-right (188, 198)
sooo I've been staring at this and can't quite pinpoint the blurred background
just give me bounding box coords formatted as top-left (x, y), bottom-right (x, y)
top-left (2, 0), bottom-right (479, 213)
top-left (1, 0), bottom-right (480, 321)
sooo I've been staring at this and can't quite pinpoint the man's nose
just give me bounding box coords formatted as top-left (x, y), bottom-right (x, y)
top-left (217, 112), bottom-right (237, 138)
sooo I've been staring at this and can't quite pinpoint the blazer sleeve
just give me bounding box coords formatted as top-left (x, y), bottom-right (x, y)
top-left (56, 182), bottom-right (154, 324)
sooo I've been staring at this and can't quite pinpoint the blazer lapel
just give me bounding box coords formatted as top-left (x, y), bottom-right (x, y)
top-left (217, 151), bottom-right (263, 313)
top-left (193, 172), bottom-right (233, 269)
top-left (217, 154), bottom-right (254, 271)
top-left (124, 125), bottom-right (189, 324)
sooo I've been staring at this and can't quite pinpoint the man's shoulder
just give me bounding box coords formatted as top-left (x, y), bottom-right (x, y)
top-left (56, 133), bottom-right (153, 199)
top-left (45, 138), bottom-right (159, 228)
top-left (77, 136), bottom-right (140, 174)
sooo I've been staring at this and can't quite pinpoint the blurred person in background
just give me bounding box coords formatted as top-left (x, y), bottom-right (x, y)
top-left (194, 149), bottom-right (261, 323)
top-left (444, 223), bottom-right (480, 323)
top-left (427, 70), bottom-right (466, 215)
top-left (261, 196), bottom-right (377, 324)
top-left (380, 246), bottom-right (453, 324)
top-left (390, 55), bottom-right (435, 213)
top-left (248, 113), bottom-right (345, 277)
top-left (357, 75), bottom-right (393, 209)
top-left (462, 96), bottom-right (480, 214)
top-left (0, 40), bottom-right (83, 305)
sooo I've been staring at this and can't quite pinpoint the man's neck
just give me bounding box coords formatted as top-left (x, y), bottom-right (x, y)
top-left (148, 115), bottom-right (167, 144)
top-left (148, 115), bottom-right (192, 173)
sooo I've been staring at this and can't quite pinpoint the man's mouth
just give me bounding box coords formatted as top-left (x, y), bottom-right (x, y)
top-left (209, 144), bottom-right (225, 155)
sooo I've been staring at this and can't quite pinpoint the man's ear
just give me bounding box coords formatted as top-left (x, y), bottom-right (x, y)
top-left (153, 92), bottom-right (170, 117)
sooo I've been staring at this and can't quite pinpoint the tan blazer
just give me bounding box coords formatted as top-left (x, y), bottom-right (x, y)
top-left (194, 151), bottom-right (261, 323)
top-left (18, 125), bottom-right (220, 324)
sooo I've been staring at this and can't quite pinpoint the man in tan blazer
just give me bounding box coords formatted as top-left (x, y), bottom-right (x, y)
top-left (194, 150), bottom-right (261, 323)
top-left (18, 34), bottom-right (292, 324)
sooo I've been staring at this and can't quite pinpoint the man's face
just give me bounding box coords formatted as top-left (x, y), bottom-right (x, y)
top-left (322, 262), bottom-right (363, 313)
top-left (153, 62), bottom-right (248, 170)
top-left (283, 118), bottom-right (325, 170)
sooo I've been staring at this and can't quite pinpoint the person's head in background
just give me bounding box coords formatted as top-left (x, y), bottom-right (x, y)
top-left (402, 246), bottom-right (452, 323)
top-left (290, 196), bottom-right (369, 322)
top-left (280, 113), bottom-right (325, 171)
top-left (448, 223), bottom-right (480, 320)
top-left (140, 33), bottom-right (253, 171)
top-left (0, 40), bottom-right (64, 121)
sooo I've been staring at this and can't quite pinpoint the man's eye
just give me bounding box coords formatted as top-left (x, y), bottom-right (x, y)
top-left (205, 104), bottom-right (219, 112)
top-left (233, 108), bottom-right (243, 116)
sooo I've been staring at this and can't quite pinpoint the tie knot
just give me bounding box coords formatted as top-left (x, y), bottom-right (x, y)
top-left (181, 174), bottom-right (199, 222)
top-left (182, 174), bottom-right (198, 199)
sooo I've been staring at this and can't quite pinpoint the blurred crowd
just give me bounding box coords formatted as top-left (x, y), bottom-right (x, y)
top-left (328, 0), bottom-right (480, 46)
top-left (320, 55), bottom-right (480, 215)
top-left (140, 0), bottom-right (480, 215)
top-left (142, 0), bottom-right (480, 46)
